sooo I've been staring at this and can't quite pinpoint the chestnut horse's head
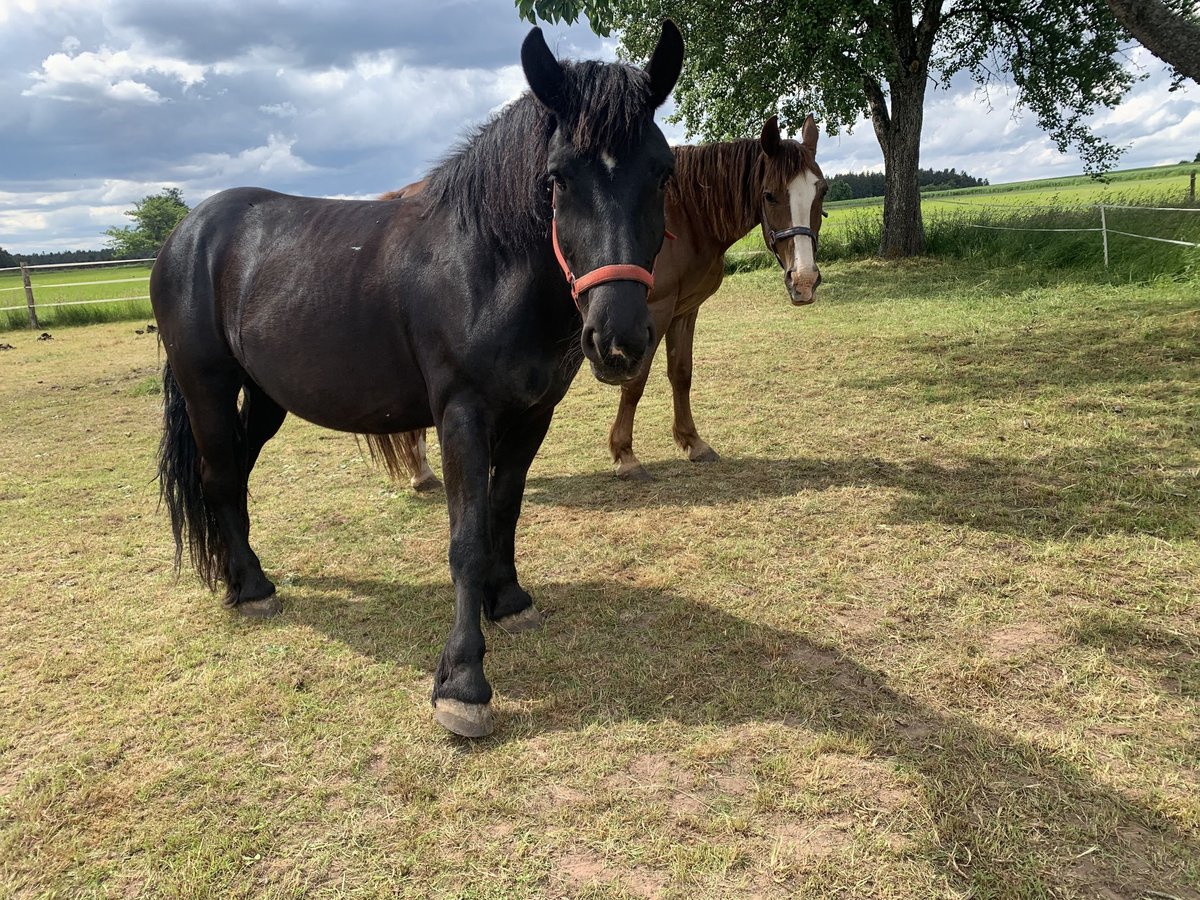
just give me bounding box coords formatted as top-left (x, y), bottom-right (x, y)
top-left (522, 22), bottom-right (683, 384)
top-left (758, 115), bottom-right (826, 306)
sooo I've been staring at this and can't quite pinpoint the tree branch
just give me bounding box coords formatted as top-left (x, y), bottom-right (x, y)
top-left (1105, 0), bottom-right (1200, 83)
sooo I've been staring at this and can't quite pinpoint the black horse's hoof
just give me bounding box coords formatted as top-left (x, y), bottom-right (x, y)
top-left (434, 699), bottom-right (494, 738)
top-left (495, 605), bottom-right (543, 634)
top-left (235, 594), bottom-right (283, 619)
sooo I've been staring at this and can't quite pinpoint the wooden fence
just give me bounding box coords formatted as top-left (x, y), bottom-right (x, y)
top-left (0, 258), bottom-right (155, 328)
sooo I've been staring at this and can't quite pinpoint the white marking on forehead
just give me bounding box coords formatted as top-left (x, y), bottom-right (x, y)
top-left (786, 170), bottom-right (820, 272)
top-left (601, 151), bottom-right (618, 174)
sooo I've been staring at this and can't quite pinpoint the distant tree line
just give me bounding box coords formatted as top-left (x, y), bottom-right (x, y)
top-left (826, 167), bottom-right (990, 201)
top-left (0, 247), bottom-right (117, 268)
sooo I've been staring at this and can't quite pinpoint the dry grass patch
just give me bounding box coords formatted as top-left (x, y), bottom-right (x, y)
top-left (2, 260), bottom-right (1198, 898)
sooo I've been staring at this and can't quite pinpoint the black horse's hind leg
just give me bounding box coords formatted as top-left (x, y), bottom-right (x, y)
top-left (432, 401), bottom-right (497, 737)
top-left (484, 409), bottom-right (553, 632)
top-left (182, 368), bottom-right (280, 617)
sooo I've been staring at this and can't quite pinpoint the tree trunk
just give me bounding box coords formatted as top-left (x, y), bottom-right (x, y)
top-left (866, 74), bottom-right (928, 257)
top-left (1105, 0), bottom-right (1200, 84)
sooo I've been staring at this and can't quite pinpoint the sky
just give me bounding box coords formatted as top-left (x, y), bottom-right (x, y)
top-left (1, 0), bottom-right (1198, 253)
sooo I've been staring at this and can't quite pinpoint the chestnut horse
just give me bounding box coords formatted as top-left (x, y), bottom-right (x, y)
top-left (371, 115), bottom-right (825, 487)
top-left (152, 25), bottom-right (684, 737)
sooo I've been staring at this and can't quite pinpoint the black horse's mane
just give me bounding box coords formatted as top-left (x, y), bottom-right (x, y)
top-left (424, 59), bottom-right (655, 255)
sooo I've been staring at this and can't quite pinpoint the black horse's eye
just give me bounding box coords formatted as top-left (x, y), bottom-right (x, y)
top-left (764, 191), bottom-right (777, 205)
top-left (548, 171), bottom-right (566, 190)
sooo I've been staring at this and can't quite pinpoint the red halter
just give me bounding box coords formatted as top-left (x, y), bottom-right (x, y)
top-left (551, 186), bottom-right (670, 310)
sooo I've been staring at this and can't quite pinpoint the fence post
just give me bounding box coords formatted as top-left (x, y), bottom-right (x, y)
top-left (20, 262), bottom-right (39, 329)
top-left (1190, 171), bottom-right (1196, 203)
top-left (1099, 205), bottom-right (1109, 269)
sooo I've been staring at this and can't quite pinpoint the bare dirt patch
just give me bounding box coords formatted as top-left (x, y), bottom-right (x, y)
top-left (986, 621), bottom-right (1058, 658)
top-left (553, 848), bottom-right (668, 898)
top-left (772, 813), bottom-right (857, 861)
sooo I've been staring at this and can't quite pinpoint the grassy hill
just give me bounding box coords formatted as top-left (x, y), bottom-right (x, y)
top-left (829, 161), bottom-right (1198, 212)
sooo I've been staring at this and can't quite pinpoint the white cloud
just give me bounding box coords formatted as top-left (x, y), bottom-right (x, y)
top-left (259, 101), bottom-right (297, 118)
top-left (176, 135), bottom-right (318, 182)
top-left (23, 44), bottom-right (207, 103)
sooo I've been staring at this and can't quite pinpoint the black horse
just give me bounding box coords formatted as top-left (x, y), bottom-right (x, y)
top-left (151, 24), bottom-right (684, 737)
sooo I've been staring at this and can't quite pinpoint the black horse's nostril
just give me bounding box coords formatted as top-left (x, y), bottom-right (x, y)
top-left (582, 324), bottom-right (598, 356)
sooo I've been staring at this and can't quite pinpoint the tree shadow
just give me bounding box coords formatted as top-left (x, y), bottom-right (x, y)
top-left (525, 453), bottom-right (1197, 540)
top-left (285, 573), bottom-right (1199, 898)
top-left (842, 313), bottom-right (1200, 404)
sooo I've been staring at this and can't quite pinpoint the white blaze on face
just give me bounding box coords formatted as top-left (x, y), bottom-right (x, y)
top-left (601, 151), bottom-right (618, 175)
top-left (786, 170), bottom-right (821, 272)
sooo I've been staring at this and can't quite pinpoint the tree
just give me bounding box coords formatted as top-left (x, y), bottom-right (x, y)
top-left (518, 0), bottom-right (1134, 257)
top-left (104, 188), bottom-right (189, 259)
top-left (0, 247), bottom-right (16, 268)
top-left (827, 180), bottom-right (854, 202)
top-left (1105, 0), bottom-right (1200, 85)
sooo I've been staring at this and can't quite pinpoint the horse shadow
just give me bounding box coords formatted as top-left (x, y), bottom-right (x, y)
top-left (524, 451), bottom-right (1196, 541)
top-left (284, 573), bottom-right (1200, 897)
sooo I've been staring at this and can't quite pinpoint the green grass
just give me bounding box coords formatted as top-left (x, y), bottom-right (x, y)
top-left (1, 258), bottom-right (1197, 898)
top-left (0, 264), bottom-right (153, 331)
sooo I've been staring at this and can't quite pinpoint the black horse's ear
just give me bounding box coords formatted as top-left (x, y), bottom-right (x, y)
top-left (801, 113), bottom-right (819, 152)
top-left (646, 20), bottom-right (684, 109)
top-left (521, 27), bottom-right (568, 117)
top-left (760, 115), bottom-right (781, 157)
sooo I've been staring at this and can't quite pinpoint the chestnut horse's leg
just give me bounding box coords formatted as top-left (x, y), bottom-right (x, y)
top-left (666, 309), bottom-right (720, 463)
top-left (241, 381), bottom-right (287, 473)
top-left (408, 429), bottom-right (441, 492)
top-left (607, 363), bottom-right (654, 481)
top-left (608, 299), bottom-right (673, 480)
top-left (484, 409), bottom-right (553, 632)
top-left (432, 400), bottom-right (497, 737)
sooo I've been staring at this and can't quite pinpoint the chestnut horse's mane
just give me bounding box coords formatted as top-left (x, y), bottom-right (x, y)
top-left (666, 138), bottom-right (815, 245)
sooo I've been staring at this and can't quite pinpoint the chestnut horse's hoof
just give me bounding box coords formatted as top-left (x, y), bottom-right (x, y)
top-left (688, 445), bottom-right (721, 463)
top-left (412, 473), bottom-right (442, 493)
top-left (616, 461), bottom-right (652, 481)
top-left (495, 605), bottom-right (543, 634)
top-left (434, 699), bottom-right (494, 738)
top-left (235, 594), bottom-right (283, 618)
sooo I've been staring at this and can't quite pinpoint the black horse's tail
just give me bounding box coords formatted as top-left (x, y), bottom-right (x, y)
top-left (158, 361), bottom-right (225, 588)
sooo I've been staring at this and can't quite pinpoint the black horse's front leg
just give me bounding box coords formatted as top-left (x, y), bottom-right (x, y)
top-left (485, 409), bottom-right (554, 633)
top-left (431, 402), bottom-right (496, 737)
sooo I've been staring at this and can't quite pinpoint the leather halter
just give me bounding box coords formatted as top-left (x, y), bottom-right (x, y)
top-left (765, 221), bottom-right (819, 270)
top-left (551, 186), bottom-right (657, 309)
top-left (768, 224), bottom-right (819, 253)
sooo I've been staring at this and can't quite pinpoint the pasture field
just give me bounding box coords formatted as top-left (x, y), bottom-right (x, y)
top-left (1, 260), bottom-right (1198, 898)
top-left (826, 162), bottom-right (1198, 211)
top-left (0, 265), bottom-right (153, 331)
